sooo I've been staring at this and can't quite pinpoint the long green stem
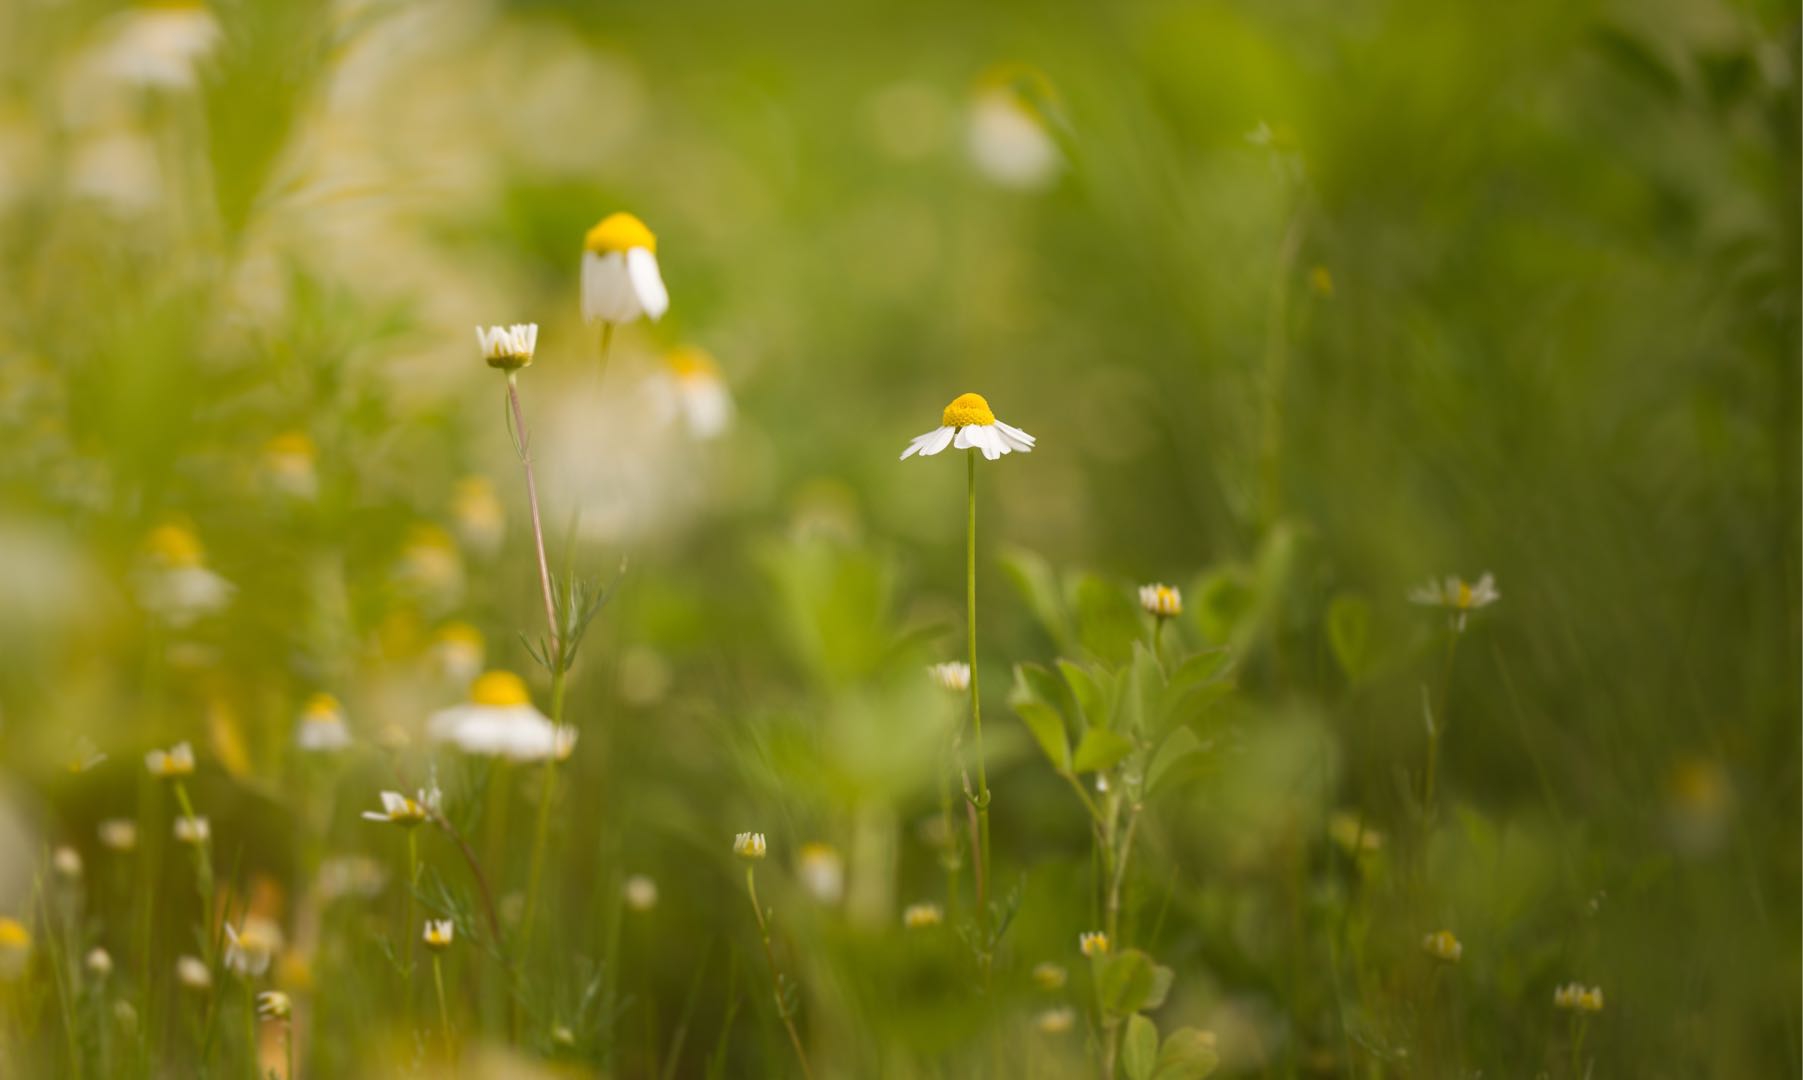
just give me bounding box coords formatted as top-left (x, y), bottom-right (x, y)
top-left (965, 450), bottom-right (992, 925)
top-left (405, 830), bottom-right (419, 1015)
top-left (746, 867), bottom-right (814, 1080)
top-left (506, 373), bottom-right (559, 662)
top-left (1421, 629), bottom-right (1461, 814)
top-left (433, 955), bottom-right (454, 1064)
top-left (520, 666), bottom-right (567, 961)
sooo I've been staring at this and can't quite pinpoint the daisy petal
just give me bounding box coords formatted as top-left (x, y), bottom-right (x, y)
top-left (921, 426), bottom-right (956, 456)
top-left (626, 248), bottom-right (670, 321)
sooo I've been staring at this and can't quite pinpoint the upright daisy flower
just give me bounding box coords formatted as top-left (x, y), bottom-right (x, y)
top-left (581, 212), bottom-right (669, 327)
top-left (900, 392), bottom-right (1034, 939)
top-left (652, 345), bottom-right (733, 440)
top-left (1138, 583), bottom-right (1181, 619)
top-left (1408, 572), bottom-right (1499, 632)
top-left (428, 670), bottom-right (568, 762)
top-left (172, 815), bottom-right (209, 846)
top-left (295, 692), bottom-right (352, 752)
top-left (1078, 931), bottom-right (1109, 957)
top-left (927, 661), bottom-right (970, 692)
top-left (732, 832), bottom-right (767, 860)
top-left (476, 323), bottom-right (537, 372)
top-left (146, 741), bottom-right (196, 779)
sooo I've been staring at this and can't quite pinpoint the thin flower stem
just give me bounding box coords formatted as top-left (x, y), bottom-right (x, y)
top-left (1421, 628), bottom-right (1461, 814)
top-left (746, 867), bottom-right (814, 1080)
top-left (285, 1024), bottom-right (295, 1080)
top-left (505, 373), bottom-right (560, 661)
top-left (965, 449), bottom-right (992, 931)
top-left (1106, 803), bottom-right (1142, 944)
top-left (519, 665), bottom-right (567, 962)
top-left (405, 829), bottom-right (419, 1014)
top-left (433, 955), bottom-right (454, 1064)
top-left (242, 989), bottom-right (257, 1080)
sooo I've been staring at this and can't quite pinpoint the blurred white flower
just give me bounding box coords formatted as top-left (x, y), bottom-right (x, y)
top-left (136, 524), bottom-right (233, 627)
top-left (256, 990), bottom-right (291, 1021)
top-left (422, 919), bottom-right (454, 951)
top-left (223, 918), bottom-right (282, 978)
top-left (361, 790), bottom-right (433, 827)
top-left (650, 346), bottom-right (732, 440)
top-left (902, 902), bottom-right (943, 929)
top-left (394, 524), bottom-right (463, 612)
top-left (966, 68), bottom-right (1060, 190)
top-left (70, 130), bottom-right (164, 215)
top-left (172, 815), bottom-right (209, 846)
top-left (317, 855), bottom-right (389, 902)
top-left (1139, 583), bottom-right (1182, 619)
top-left (927, 662), bottom-right (971, 692)
top-left (89, 1), bottom-right (221, 90)
top-left (52, 846), bottom-right (82, 880)
top-left (1554, 982), bottom-right (1604, 1013)
top-left (85, 947), bottom-right (113, 978)
top-left (175, 954), bottom-right (211, 992)
top-left (98, 819), bottom-right (138, 853)
top-left (623, 874), bottom-right (659, 912)
top-left (263, 432), bottom-right (318, 501)
top-left (581, 212), bottom-right (668, 325)
top-left (797, 843), bottom-right (844, 904)
top-left (1408, 572), bottom-right (1499, 631)
top-left (452, 476), bottom-right (505, 559)
top-left (1035, 1007), bottom-right (1075, 1034)
top-left (1421, 930), bottom-right (1462, 962)
top-left (901, 393), bottom-right (1035, 462)
top-left (476, 323), bottom-right (537, 372)
top-left (432, 622), bottom-right (485, 685)
top-left (428, 671), bottom-right (567, 762)
top-left (295, 692), bottom-right (352, 752)
top-left (733, 832), bottom-right (767, 861)
top-left (145, 740), bottom-right (196, 779)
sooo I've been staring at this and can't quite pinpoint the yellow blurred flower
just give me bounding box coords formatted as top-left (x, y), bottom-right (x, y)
top-left (452, 476), bottom-right (505, 558)
top-left (1034, 1007), bottom-right (1076, 1034)
top-left (263, 431), bottom-right (318, 500)
top-left (1032, 961), bottom-right (1067, 990)
top-left (902, 902), bottom-right (943, 929)
top-left (0, 917), bottom-right (30, 979)
top-left (1079, 931), bottom-right (1108, 957)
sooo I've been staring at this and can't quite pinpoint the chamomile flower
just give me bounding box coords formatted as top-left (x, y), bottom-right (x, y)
top-left (433, 622), bottom-right (485, 684)
top-left (1032, 962), bottom-right (1068, 990)
top-left (145, 741), bottom-right (195, 779)
top-left (175, 954), bottom-right (211, 991)
top-left (136, 524), bottom-right (233, 627)
top-left (98, 819), bottom-right (138, 853)
top-left (0, 918), bottom-right (30, 979)
top-left (52, 846), bottom-right (82, 880)
top-left (422, 919), bottom-right (454, 951)
top-left (361, 790), bottom-right (433, 827)
top-left (966, 65), bottom-right (1061, 190)
top-left (1035, 1007), bottom-right (1076, 1035)
top-left (295, 692), bottom-right (352, 752)
top-left (1408, 572), bottom-right (1499, 631)
top-left (1554, 983), bottom-right (1604, 1013)
top-left (581, 212), bottom-right (669, 325)
top-left (452, 476), bottom-right (505, 558)
top-left (797, 843), bottom-right (844, 904)
top-left (172, 815), bottom-right (209, 846)
top-left (223, 917), bottom-right (282, 978)
top-left (1078, 931), bottom-right (1109, 957)
top-left (256, 991), bottom-right (291, 1021)
top-left (623, 874), bottom-right (659, 912)
top-left (651, 346), bottom-right (733, 439)
top-left (262, 431), bottom-right (318, 500)
top-left (900, 393), bottom-right (1035, 462)
top-left (1421, 930), bottom-right (1463, 962)
top-left (1138, 583), bottom-right (1181, 619)
top-left (902, 902), bottom-right (944, 929)
top-left (427, 670), bottom-right (566, 762)
top-left (85, 947), bottom-right (113, 978)
top-left (927, 661), bottom-right (971, 692)
top-left (733, 832), bottom-right (767, 860)
top-left (476, 323), bottom-right (538, 372)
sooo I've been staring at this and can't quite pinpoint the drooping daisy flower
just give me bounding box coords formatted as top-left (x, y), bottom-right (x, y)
top-left (361, 790), bottom-right (433, 827)
top-left (797, 843), bottom-right (844, 904)
top-left (900, 393), bottom-right (1035, 462)
top-left (427, 670), bottom-right (568, 762)
top-left (902, 902), bottom-right (944, 929)
top-left (581, 212), bottom-right (669, 326)
top-left (1078, 931), bottom-right (1109, 957)
top-left (732, 832), bottom-right (767, 860)
top-left (136, 524), bottom-right (233, 627)
top-left (262, 432), bottom-right (318, 500)
top-left (452, 476), bottom-right (505, 558)
top-left (623, 874), bottom-right (659, 912)
top-left (422, 919), bottom-right (454, 951)
top-left (1421, 930), bottom-right (1463, 962)
top-left (966, 65), bottom-right (1062, 190)
top-left (223, 917), bottom-right (282, 978)
top-left (1138, 583), bottom-right (1181, 619)
top-left (295, 692), bottom-right (352, 752)
top-left (650, 346), bottom-right (733, 440)
top-left (927, 661), bottom-right (971, 692)
top-left (1408, 572), bottom-right (1499, 631)
top-left (476, 323), bottom-right (538, 372)
top-left (145, 740), bottom-right (196, 779)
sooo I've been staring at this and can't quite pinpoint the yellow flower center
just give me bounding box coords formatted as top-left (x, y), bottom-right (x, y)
top-left (302, 693), bottom-right (341, 724)
top-left (1454, 580), bottom-right (1473, 609)
top-left (941, 393), bottom-right (996, 428)
top-left (146, 524), bottom-right (204, 568)
top-left (265, 431), bottom-right (316, 459)
top-left (437, 622), bottom-right (484, 649)
top-left (584, 212), bottom-right (657, 255)
top-left (470, 670), bottom-right (531, 707)
top-left (664, 346), bottom-right (719, 381)
top-left (0, 918), bottom-right (28, 949)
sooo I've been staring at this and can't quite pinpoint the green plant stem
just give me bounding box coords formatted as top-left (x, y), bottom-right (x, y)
top-left (519, 664), bottom-right (567, 962)
top-left (405, 829), bottom-right (419, 1016)
top-left (242, 989), bottom-right (257, 1080)
top-left (1421, 628), bottom-right (1461, 815)
top-left (433, 955), bottom-right (454, 1064)
top-left (505, 373), bottom-right (559, 662)
top-left (965, 450), bottom-right (992, 931)
top-left (745, 867), bottom-right (814, 1080)
top-left (284, 1023), bottom-right (295, 1080)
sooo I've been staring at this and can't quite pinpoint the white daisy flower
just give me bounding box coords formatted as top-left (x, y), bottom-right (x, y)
top-left (175, 954), bottom-right (211, 992)
top-left (422, 919), bottom-right (454, 951)
top-left (262, 432), bottom-right (318, 501)
top-left (476, 323), bottom-right (538, 372)
top-left (223, 917), bottom-right (281, 978)
top-left (295, 692), bottom-right (352, 752)
top-left (581, 212), bottom-right (668, 325)
top-left (52, 847), bottom-right (82, 880)
top-left (622, 874), bottom-right (659, 912)
top-left (256, 990), bottom-right (291, 1020)
top-left (900, 392), bottom-right (1035, 462)
top-left (732, 832), bottom-right (766, 860)
top-left (966, 66), bottom-right (1061, 190)
top-left (361, 790), bottom-right (433, 827)
top-left (927, 661), bottom-right (971, 692)
top-left (902, 902), bottom-right (943, 929)
top-left (85, 947), bottom-right (113, 978)
top-left (796, 843), bottom-right (844, 904)
top-left (651, 346), bottom-right (733, 439)
top-left (1408, 572), bottom-right (1499, 631)
top-left (172, 815), bottom-right (209, 846)
top-left (98, 819), bottom-right (138, 853)
top-left (1139, 583), bottom-right (1182, 619)
top-left (136, 524), bottom-right (233, 627)
top-left (427, 670), bottom-right (565, 762)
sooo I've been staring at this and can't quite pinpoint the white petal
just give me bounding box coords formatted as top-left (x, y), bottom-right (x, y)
top-left (921, 426), bottom-right (956, 456)
top-left (626, 247), bottom-right (669, 321)
top-left (995, 420), bottom-right (1036, 447)
top-left (953, 426), bottom-right (977, 450)
top-left (978, 427), bottom-right (1004, 460)
top-left (581, 251), bottom-right (641, 324)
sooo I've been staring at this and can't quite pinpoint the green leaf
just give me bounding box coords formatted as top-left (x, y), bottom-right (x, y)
top-left (1000, 546), bottom-right (1072, 649)
top-left (1146, 727), bottom-right (1208, 797)
top-left (1123, 1015), bottom-right (1159, 1080)
top-left (1326, 593), bottom-right (1371, 681)
top-left (1072, 573), bottom-right (1142, 665)
top-left (1144, 965), bottom-right (1175, 1011)
top-left (1013, 700), bottom-right (1071, 773)
top-left (1072, 728), bottom-right (1133, 774)
top-left (1015, 662), bottom-right (1073, 719)
top-left (1057, 658), bottom-right (1109, 731)
top-left (1151, 1027), bottom-right (1220, 1080)
top-left (1096, 948), bottom-right (1156, 1017)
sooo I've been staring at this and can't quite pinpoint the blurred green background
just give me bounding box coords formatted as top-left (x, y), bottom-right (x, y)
top-left (0, 0), bottom-right (1796, 1076)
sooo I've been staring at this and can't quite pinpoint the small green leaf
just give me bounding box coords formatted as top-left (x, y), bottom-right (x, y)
top-left (1072, 573), bottom-right (1142, 665)
top-left (1151, 1027), bottom-right (1220, 1080)
top-left (1123, 1014), bottom-right (1159, 1080)
top-left (1013, 701), bottom-right (1071, 773)
top-left (1000, 546), bottom-right (1073, 649)
top-left (1143, 965), bottom-right (1175, 1011)
top-left (1096, 948), bottom-right (1156, 1017)
top-left (1014, 662), bottom-right (1072, 718)
top-left (1057, 658), bottom-right (1108, 731)
top-left (1072, 728), bottom-right (1133, 774)
top-left (1147, 727), bottom-right (1207, 797)
top-left (1326, 593), bottom-right (1371, 681)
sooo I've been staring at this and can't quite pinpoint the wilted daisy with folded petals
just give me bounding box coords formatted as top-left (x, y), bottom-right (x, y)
top-left (927, 661), bottom-right (970, 692)
top-left (295, 692), bottom-right (352, 752)
top-left (651, 346), bottom-right (733, 439)
top-left (428, 670), bottom-right (569, 762)
top-left (224, 918), bottom-right (282, 978)
top-left (476, 323), bottom-right (538, 372)
top-left (581, 212), bottom-right (669, 326)
top-left (733, 832), bottom-right (767, 860)
top-left (1139, 583), bottom-right (1181, 619)
top-left (900, 393), bottom-right (1035, 462)
top-left (1409, 572), bottom-right (1499, 631)
top-left (422, 919), bottom-right (454, 951)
